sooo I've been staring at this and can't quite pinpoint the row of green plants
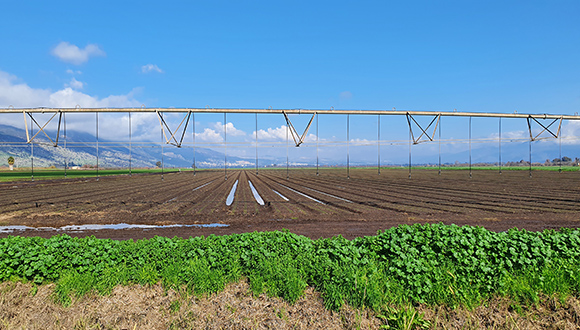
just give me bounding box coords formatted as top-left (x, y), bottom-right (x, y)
top-left (1, 224), bottom-right (580, 312)
top-left (413, 165), bottom-right (579, 171)
top-left (0, 168), bottom-right (189, 181)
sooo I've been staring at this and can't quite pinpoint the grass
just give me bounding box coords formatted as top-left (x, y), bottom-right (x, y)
top-left (2, 165), bottom-right (577, 182)
top-left (413, 166), bottom-right (579, 171)
top-left (0, 168), bottom-right (200, 182)
top-left (259, 165), bottom-right (580, 172)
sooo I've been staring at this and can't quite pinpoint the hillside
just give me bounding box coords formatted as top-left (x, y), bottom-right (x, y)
top-left (0, 124), bottom-right (262, 169)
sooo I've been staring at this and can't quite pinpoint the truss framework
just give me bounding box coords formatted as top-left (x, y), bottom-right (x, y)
top-left (406, 113), bottom-right (440, 145)
top-left (23, 110), bottom-right (63, 146)
top-left (283, 112), bottom-right (316, 147)
top-left (4, 107), bottom-right (579, 182)
top-left (12, 108), bottom-right (578, 150)
top-left (527, 116), bottom-right (563, 141)
top-left (2, 107), bottom-right (578, 120)
top-left (156, 111), bottom-right (191, 147)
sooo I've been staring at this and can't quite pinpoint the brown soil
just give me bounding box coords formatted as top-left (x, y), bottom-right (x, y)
top-left (2, 281), bottom-right (580, 329)
top-left (1, 168), bottom-right (579, 240)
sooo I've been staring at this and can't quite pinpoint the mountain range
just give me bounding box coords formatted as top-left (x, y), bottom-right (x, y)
top-left (0, 124), bottom-right (578, 168)
top-left (0, 124), bottom-right (270, 169)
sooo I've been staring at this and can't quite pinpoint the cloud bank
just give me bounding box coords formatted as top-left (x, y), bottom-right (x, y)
top-left (0, 70), bottom-right (139, 108)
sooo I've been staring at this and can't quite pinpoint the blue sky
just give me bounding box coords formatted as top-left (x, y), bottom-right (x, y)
top-left (1, 1), bottom-right (579, 165)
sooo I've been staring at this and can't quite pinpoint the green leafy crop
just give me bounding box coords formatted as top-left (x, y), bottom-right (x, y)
top-left (2, 224), bottom-right (580, 310)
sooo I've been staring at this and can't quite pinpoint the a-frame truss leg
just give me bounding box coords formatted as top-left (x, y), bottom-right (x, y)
top-left (156, 111), bottom-right (192, 147)
top-left (406, 113), bottom-right (441, 144)
top-left (22, 111), bottom-right (63, 146)
top-left (282, 112), bottom-right (317, 147)
top-left (527, 116), bottom-right (563, 141)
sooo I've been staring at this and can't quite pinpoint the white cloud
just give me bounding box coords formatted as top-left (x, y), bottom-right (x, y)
top-left (214, 122), bottom-right (245, 136)
top-left (51, 42), bottom-right (105, 65)
top-left (253, 125), bottom-right (320, 144)
top-left (0, 70), bottom-right (140, 109)
top-left (486, 119), bottom-right (580, 146)
top-left (0, 70), bottom-right (144, 142)
top-left (141, 64), bottom-right (164, 74)
top-left (349, 138), bottom-right (373, 146)
top-left (488, 130), bottom-right (527, 141)
top-left (94, 113), bottom-right (157, 142)
top-left (47, 87), bottom-right (141, 108)
top-left (302, 133), bottom-right (319, 143)
top-left (254, 125), bottom-right (288, 140)
top-left (561, 121), bottom-right (580, 145)
top-left (0, 71), bottom-right (258, 146)
top-left (503, 130), bottom-right (527, 140)
top-left (231, 160), bottom-right (253, 166)
top-left (481, 123), bottom-right (580, 148)
top-left (339, 91), bottom-right (353, 100)
top-left (66, 69), bottom-right (82, 75)
top-left (196, 127), bottom-right (224, 142)
top-left (194, 122), bottom-right (246, 142)
top-left (66, 77), bottom-right (84, 90)
top-left (0, 71), bottom-right (51, 107)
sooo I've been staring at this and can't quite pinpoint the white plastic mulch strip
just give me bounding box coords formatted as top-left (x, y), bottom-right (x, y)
top-left (193, 180), bottom-right (214, 191)
top-left (300, 186), bottom-right (353, 203)
top-left (278, 183), bottom-right (325, 205)
top-left (272, 189), bottom-right (289, 201)
top-left (0, 223), bottom-right (229, 233)
top-left (226, 180), bottom-right (239, 206)
top-left (248, 180), bottom-right (265, 205)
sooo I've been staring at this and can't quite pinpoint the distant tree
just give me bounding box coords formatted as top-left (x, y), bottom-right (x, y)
top-left (156, 161), bottom-right (162, 168)
top-left (7, 156), bottom-right (14, 171)
top-left (553, 158), bottom-right (561, 163)
top-left (562, 156), bottom-right (572, 162)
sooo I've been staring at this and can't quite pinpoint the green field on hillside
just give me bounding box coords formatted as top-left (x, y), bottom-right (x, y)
top-left (0, 168), bottom-right (184, 182)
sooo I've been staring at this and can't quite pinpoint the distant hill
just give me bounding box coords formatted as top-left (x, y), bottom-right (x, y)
top-left (1, 124), bottom-right (578, 168)
top-left (0, 124), bottom-right (270, 169)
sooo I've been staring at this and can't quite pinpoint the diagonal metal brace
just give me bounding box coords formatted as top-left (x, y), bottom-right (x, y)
top-left (22, 110), bottom-right (63, 146)
top-left (156, 111), bottom-right (192, 147)
top-left (282, 112), bottom-right (316, 147)
top-left (406, 113), bottom-right (440, 144)
top-left (527, 116), bottom-right (563, 141)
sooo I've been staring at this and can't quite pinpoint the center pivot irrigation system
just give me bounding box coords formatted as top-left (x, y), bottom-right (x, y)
top-left (1, 107), bottom-right (579, 181)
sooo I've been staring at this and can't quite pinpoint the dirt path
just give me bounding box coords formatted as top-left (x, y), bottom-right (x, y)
top-left (2, 281), bottom-right (579, 329)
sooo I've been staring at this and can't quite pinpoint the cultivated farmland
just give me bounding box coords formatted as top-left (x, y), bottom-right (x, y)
top-left (1, 168), bottom-right (579, 239)
top-left (2, 168), bottom-right (580, 329)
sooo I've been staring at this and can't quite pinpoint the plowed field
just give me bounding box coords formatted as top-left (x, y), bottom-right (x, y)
top-left (1, 168), bottom-right (579, 239)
